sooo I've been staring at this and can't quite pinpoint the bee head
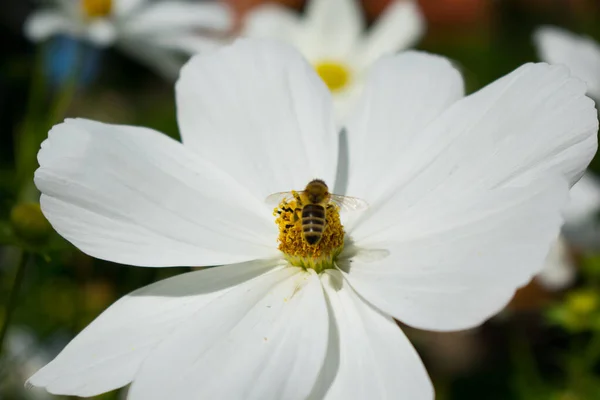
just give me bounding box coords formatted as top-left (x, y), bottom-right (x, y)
top-left (305, 179), bottom-right (329, 203)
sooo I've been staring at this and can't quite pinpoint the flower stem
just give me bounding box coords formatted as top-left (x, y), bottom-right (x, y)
top-left (0, 251), bottom-right (29, 356)
top-left (16, 48), bottom-right (46, 202)
top-left (583, 330), bottom-right (600, 369)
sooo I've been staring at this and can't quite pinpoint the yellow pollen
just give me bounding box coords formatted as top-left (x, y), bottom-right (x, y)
top-left (274, 191), bottom-right (344, 273)
top-left (314, 61), bottom-right (351, 92)
top-left (82, 0), bottom-right (112, 18)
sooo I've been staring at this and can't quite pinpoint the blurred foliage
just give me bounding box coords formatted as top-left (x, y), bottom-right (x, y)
top-left (1, 0), bottom-right (600, 399)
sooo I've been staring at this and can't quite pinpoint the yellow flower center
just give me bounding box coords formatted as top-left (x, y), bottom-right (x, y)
top-left (82, 0), bottom-right (112, 18)
top-left (274, 191), bottom-right (344, 273)
top-left (314, 61), bottom-right (351, 92)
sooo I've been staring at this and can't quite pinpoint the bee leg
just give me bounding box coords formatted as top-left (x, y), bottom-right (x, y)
top-left (293, 207), bottom-right (301, 223)
top-left (293, 192), bottom-right (303, 206)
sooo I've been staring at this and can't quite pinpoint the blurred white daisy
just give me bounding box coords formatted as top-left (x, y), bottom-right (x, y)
top-left (533, 26), bottom-right (600, 290)
top-left (25, 0), bottom-right (232, 79)
top-left (242, 0), bottom-right (424, 118)
top-left (27, 40), bottom-right (597, 399)
top-left (534, 26), bottom-right (600, 100)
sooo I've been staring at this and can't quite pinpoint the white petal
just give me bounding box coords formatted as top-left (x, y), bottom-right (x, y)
top-left (55, 0), bottom-right (80, 16)
top-left (301, 0), bottom-right (364, 60)
top-left (564, 173), bottom-right (600, 226)
top-left (113, 0), bottom-right (147, 17)
top-left (423, 62), bottom-right (597, 187)
top-left (129, 268), bottom-right (328, 400)
top-left (536, 236), bottom-right (576, 290)
top-left (345, 179), bottom-right (569, 331)
top-left (35, 118), bottom-right (278, 267)
top-left (123, 1), bottom-right (232, 36)
top-left (345, 61), bottom-right (597, 331)
top-left (353, 0), bottom-right (425, 70)
top-left (24, 10), bottom-right (75, 42)
top-left (348, 61), bottom-right (597, 238)
top-left (313, 270), bottom-right (433, 399)
top-left (86, 19), bottom-right (117, 47)
top-left (27, 259), bottom-right (280, 397)
top-left (242, 4), bottom-right (302, 43)
top-left (534, 26), bottom-right (600, 101)
top-left (176, 39), bottom-right (338, 200)
top-left (150, 33), bottom-right (223, 55)
top-left (342, 51), bottom-right (464, 200)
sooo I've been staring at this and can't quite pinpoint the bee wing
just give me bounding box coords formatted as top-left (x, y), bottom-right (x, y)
top-left (265, 191), bottom-right (296, 207)
top-left (330, 194), bottom-right (369, 212)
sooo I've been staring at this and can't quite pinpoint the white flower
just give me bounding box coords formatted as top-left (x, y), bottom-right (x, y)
top-left (241, 0), bottom-right (424, 118)
top-left (533, 26), bottom-right (600, 289)
top-left (27, 40), bottom-right (597, 399)
top-left (24, 0), bottom-right (232, 79)
top-left (534, 26), bottom-right (600, 101)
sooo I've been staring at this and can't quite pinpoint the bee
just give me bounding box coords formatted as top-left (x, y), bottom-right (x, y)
top-left (266, 179), bottom-right (368, 245)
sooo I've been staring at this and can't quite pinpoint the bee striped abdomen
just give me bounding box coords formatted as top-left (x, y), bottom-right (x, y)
top-left (301, 204), bottom-right (326, 245)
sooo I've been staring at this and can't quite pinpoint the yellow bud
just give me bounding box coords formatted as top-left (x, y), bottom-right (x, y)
top-left (10, 203), bottom-right (52, 245)
top-left (82, 0), bottom-right (112, 18)
top-left (566, 290), bottom-right (599, 316)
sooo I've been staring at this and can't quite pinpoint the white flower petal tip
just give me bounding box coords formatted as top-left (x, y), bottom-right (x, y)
top-left (35, 118), bottom-right (278, 267)
top-left (533, 26), bottom-right (600, 101)
top-left (315, 270), bottom-right (434, 399)
top-left (24, 10), bottom-right (72, 42)
top-left (355, 0), bottom-right (426, 69)
top-left (26, 259), bottom-right (285, 396)
top-left (113, 0), bottom-right (146, 17)
top-left (124, 1), bottom-right (233, 35)
top-left (241, 4), bottom-right (300, 41)
top-left (303, 0), bottom-right (364, 59)
top-left (457, 61), bottom-right (599, 187)
top-left (176, 39), bottom-right (338, 201)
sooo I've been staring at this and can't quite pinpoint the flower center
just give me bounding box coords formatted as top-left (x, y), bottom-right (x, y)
top-left (314, 61), bottom-right (351, 92)
top-left (82, 0), bottom-right (112, 18)
top-left (274, 190), bottom-right (344, 273)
